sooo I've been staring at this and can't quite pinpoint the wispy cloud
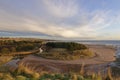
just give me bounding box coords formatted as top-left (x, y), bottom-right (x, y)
top-left (42, 0), bottom-right (78, 18)
top-left (0, 0), bottom-right (120, 40)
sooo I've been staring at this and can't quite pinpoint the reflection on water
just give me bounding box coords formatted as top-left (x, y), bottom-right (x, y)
top-left (115, 58), bottom-right (120, 67)
top-left (109, 46), bottom-right (120, 76)
top-left (78, 40), bottom-right (120, 46)
top-left (111, 46), bottom-right (120, 68)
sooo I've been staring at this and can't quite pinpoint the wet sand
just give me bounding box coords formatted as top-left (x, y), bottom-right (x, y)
top-left (21, 45), bottom-right (116, 64)
top-left (18, 45), bottom-right (116, 73)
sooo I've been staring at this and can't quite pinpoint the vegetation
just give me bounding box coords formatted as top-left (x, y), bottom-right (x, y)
top-left (46, 42), bottom-right (88, 51)
top-left (0, 39), bottom-right (119, 79)
top-left (0, 72), bottom-right (103, 80)
top-left (39, 49), bottom-right (94, 60)
top-left (0, 56), bottom-right (13, 65)
top-left (0, 63), bottom-right (119, 80)
top-left (0, 40), bottom-right (42, 55)
top-left (37, 42), bottom-right (94, 60)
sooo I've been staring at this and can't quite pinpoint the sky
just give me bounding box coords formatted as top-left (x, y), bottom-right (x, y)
top-left (0, 0), bottom-right (120, 40)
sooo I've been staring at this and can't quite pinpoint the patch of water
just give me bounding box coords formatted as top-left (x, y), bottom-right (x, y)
top-left (110, 45), bottom-right (120, 68)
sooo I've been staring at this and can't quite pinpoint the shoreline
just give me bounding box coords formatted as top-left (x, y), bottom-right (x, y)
top-left (17, 44), bottom-right (116, 73)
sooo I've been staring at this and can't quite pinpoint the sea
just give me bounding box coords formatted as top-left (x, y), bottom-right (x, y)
top-left (77, 40), bottom-right (120, 68)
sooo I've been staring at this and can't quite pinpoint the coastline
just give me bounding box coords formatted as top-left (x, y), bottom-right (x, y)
top-left (17, 44), bottom-right (116, 73)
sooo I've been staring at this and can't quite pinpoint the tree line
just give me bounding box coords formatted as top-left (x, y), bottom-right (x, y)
top-left (46, 42), bottom-right (88, 51)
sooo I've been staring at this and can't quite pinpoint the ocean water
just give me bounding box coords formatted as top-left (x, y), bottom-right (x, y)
top-left (77, 40), bottom-right (120, 68)
top-left (78, 40), bottom-right (120, 46)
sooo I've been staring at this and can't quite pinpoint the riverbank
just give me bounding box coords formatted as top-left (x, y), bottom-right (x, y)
top-left (17, 44), bottom-right (116, 73)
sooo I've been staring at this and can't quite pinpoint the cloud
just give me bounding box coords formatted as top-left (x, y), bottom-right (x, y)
top-left (0, 8), bottom-right (119, 39)
top-left (0, 0), bottom-right (120, 40)
top-left (22, 18), bottom-right (80, 38)
top-left (21, 10), bottom-right (112, 39)
top-left (42, 0), bottom-right (78, 18)
top-left (0, 9), bottom-right (29, 32)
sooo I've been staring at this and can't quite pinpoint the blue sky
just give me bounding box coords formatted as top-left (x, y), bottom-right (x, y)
top-left (0, 0), bottom-right (120, 40)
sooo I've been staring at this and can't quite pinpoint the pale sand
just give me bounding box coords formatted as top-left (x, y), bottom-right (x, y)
top-left (21, 45), bottom-right (116, 65)
top-left (18, 45), bottom-right (116, 73)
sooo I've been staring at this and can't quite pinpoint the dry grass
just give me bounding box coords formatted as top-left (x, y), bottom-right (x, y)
top-left (17, 62), bottom-right (48, 79)
top-left (37, 49), bottom-right (94, 60)
top-left (0, 64), bottom-right (119, 80)
top-left (0, 56), bottom-right (13, 65)
top-left (73, 49), bottom-right (94, 57)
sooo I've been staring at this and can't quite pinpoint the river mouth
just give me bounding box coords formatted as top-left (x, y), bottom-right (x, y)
top-left (110, 46), bottom-right (120, 67)
top-left (109, 45), bottom-right (120, 76)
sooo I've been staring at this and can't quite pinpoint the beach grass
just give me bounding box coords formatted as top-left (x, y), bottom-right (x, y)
top-left (0, 56), bottom-right (13, 65)
top-left (0, 63), bottom-right (119, 80)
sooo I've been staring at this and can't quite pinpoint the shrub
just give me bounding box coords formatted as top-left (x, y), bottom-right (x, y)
top-left (73, 49), bottom-right (94, 57)
top-left (0, 40), bottom-right (43, 54)
top-left (10, 47), bottom-right (16, 52)
top-left (46, 42), bottom-right (87, 51)
top-left (1, 48), bottom-right (10, 54)
top-left (16, 75), bottom-right (27, 80)
top-left (0, 73), bottom-right (14, 80)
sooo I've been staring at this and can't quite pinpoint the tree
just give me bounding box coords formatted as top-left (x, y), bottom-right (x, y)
top-left (46, 42), bottom-right (88, 51)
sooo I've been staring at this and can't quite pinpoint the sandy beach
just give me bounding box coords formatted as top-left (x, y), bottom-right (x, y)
top-left (18, 44), bottom-right (116, 73)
